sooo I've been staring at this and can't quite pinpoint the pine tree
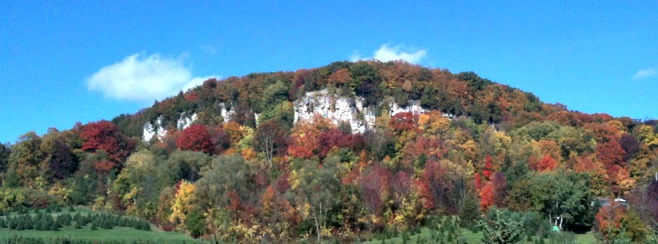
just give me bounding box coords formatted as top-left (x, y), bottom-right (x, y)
top-left (144, 221), bottom-right (152, 231)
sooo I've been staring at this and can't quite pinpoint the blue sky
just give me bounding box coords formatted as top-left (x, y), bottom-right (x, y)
top-left (1, 1), bottom-right (657, 143)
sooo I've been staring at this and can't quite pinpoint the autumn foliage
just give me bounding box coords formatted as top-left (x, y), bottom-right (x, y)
top-left (176, 124), bottom-right (214, 154)
top-left (5, 61), bottom-right (658, 241)
top-left (80, 120), bottom-right (134, 162)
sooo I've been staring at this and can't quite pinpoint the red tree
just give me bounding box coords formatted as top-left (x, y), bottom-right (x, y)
top-left (359, 164), bottom-right (391, 215)
top-left (479, 182), bottom-right (495, 211)
top-left (389, 112), bottom-right (419, 133)
top-left (596, 140), bottom-right (626, 167)
top-left (317, 128), bottom-right (365, 157)
top-left (80, 120), bottom-right (134, 163)
top-left (176, 124), bottom-right (214, 154)
top-left (530, 154), bottom-right (558, 172)
top-left (491, 172), bottom-right (507, 207)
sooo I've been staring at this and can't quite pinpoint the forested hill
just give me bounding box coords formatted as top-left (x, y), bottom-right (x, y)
top-left (2, 60), bottom-right (658, 242)
top-left (112, 60), bottom-right (548, 139)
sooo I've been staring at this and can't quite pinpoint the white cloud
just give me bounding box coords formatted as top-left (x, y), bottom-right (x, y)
top-left (183, 76), bottom-right (218, 91)
top-left (86, 53), bottom-right (216, 101)
top-left (200, 45), bottom-right (220, 55)
top-left (349, 51), bottom-right (364, 62)
top-left (633, 67), bottom-right (657, 80)
top-left (351, 44), bottom-right (427, 64)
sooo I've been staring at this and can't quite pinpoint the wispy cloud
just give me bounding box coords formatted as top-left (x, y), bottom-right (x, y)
top-left (351, 44), bottom-right (427, 64)
top-left (86, 53), bottom-right (216, 101)
top-left (633, 67), bottom-right (657, 80)
top-left (200, 45), bottom-right (220, 55)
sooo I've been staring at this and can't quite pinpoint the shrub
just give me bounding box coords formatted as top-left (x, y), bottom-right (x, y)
top-left (547, 231), bottom-right (577, 244)
top-left (478, 208), bottom-right (525, 244)
top-left (522, 211), bottom-right (551, 238)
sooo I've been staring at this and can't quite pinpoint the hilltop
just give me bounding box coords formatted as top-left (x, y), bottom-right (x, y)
top-left (2, 60), bottom-right (658, 242)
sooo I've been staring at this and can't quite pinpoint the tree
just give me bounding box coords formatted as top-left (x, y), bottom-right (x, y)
top-left (194, 154), bottom-right (256, 220)
top-left (595, 203), bottom-right (648, 243)
top-left (327, 68), bottom-right (351, 85)
top-left (0, 143), bottom-right (10, 173)
top-left (112, 150), bottom-right (161, 218)
top-left (160, 150), bottom-right (209, 185)
top-left (317, 129), bottom-right (364, 158)
top-left (619, 134), bottom-right (640, 162)
top-left (80, 120), bottom-right (135, 163)
top-left (7, 132), bottom-right (44, 187)
top-left (185, 208), bottom-right (205, 238)
top-left (389, 112), bottom-right (419, 134)
top-left (530, 154), bottom-right (558, 172)
top-left (596, 140), bottom-right (626, 168)
top-left (478, 208), bottom-right (525, 244)
top-left (289, 157), bottom-right (340, 242)
top-left (254, 120), bottom-right (288, 166)
top-left (287, 117), bottom-right (334, 159)
top-left (526, 171), bottom-right (592, 230)
top-left (40, 131), bottom-right (77, 181)
top-left (359, 163), bottom-right (390, 216)
top-left (176, 124), bottom-right (214, 154)
top-left (169, 180), bottom-right (196, 226)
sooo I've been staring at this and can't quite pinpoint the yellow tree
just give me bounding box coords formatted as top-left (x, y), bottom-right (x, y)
top-left (169, 180), bottom-right (196, 227)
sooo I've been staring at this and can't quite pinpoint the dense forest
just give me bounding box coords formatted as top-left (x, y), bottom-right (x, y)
top-left (2, 61), bottom-right (658, 243)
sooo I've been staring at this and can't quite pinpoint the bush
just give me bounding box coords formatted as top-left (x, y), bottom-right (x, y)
top-left (478, 208), bottom-right (525, 244)
top-left (459, 195), bottom-right (481, 231)
top-left (522, 211), bottom-right (551, 238)
top-left (547, 231), bottom-right (577, 244)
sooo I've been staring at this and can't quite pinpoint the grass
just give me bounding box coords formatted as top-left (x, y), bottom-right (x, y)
top-left (359, 227), bottom-right (598, 244)
top-left (575, 231), bottom-right (598, 244)
top-left (0, 206), bottom-right (203, 243)
top-left (0, 227), bottom-right (202, 243)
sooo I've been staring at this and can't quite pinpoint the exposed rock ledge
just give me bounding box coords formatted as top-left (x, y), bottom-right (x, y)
top-left (143, 89), bottom-right (429, 141)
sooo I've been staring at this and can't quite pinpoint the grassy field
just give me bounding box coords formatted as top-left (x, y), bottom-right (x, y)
top-left (0, 227), bottom-right (202, 243)
top-left (0, 206), bottom-right (203, 243)
top-left (360, 227), bottom-right (598, 244)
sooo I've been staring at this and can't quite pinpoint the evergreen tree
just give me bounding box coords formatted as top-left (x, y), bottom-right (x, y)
top-left (478, 208), bottom-right (525, 244)
top-left (74, 220), bottom-right (82, 229)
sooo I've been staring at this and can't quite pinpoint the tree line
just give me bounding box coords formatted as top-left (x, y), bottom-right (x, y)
top-left (1, 61), bottom-right (658, 242)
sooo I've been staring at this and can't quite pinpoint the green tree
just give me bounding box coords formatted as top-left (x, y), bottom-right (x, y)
top-left (159, 150), bottom-right (209, 185)
top-left (39, 130), bottom-right (77, 182)
top-left (526, 171), bottom-right (592, 230)
top-left (112, 150), bottom-right (161, 218)
top-left (254, 120), bottom-right (288, 167)
top-left (478, 208), bottom-right (525, 244)
top-left (185, 208), bottom-right (205, 238)
top-left (195, 154), bottom-right (254, 211)
top-left (0, 143), bottom-right (10, 173)
top-left (289, 156), bottom-right (341, 242)
top-left (7, 132), bottom-right (44, 187)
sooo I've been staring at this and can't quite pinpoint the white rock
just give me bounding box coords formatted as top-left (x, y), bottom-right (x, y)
top-left (142, 113), bottom-right (199, 142)
top-left (292, 89), bottom-right (427, 134)
top-left (219, 103), bottom-right (234, 123)
top-left (143, 89), bottom-right (436, 142)
top-left (178, 112), bottom-right (198, 130)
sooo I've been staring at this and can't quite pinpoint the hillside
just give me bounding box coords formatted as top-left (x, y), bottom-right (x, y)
top-left (2, 60), bottom-right (658, 242)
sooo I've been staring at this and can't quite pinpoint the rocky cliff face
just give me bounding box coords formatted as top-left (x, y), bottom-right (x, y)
top-left (142, 89), bottom-right (429, 141)
top-left (142, 112), bottom-right (200, 142)
top-left (292, 89), bottom-right (428, 133)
